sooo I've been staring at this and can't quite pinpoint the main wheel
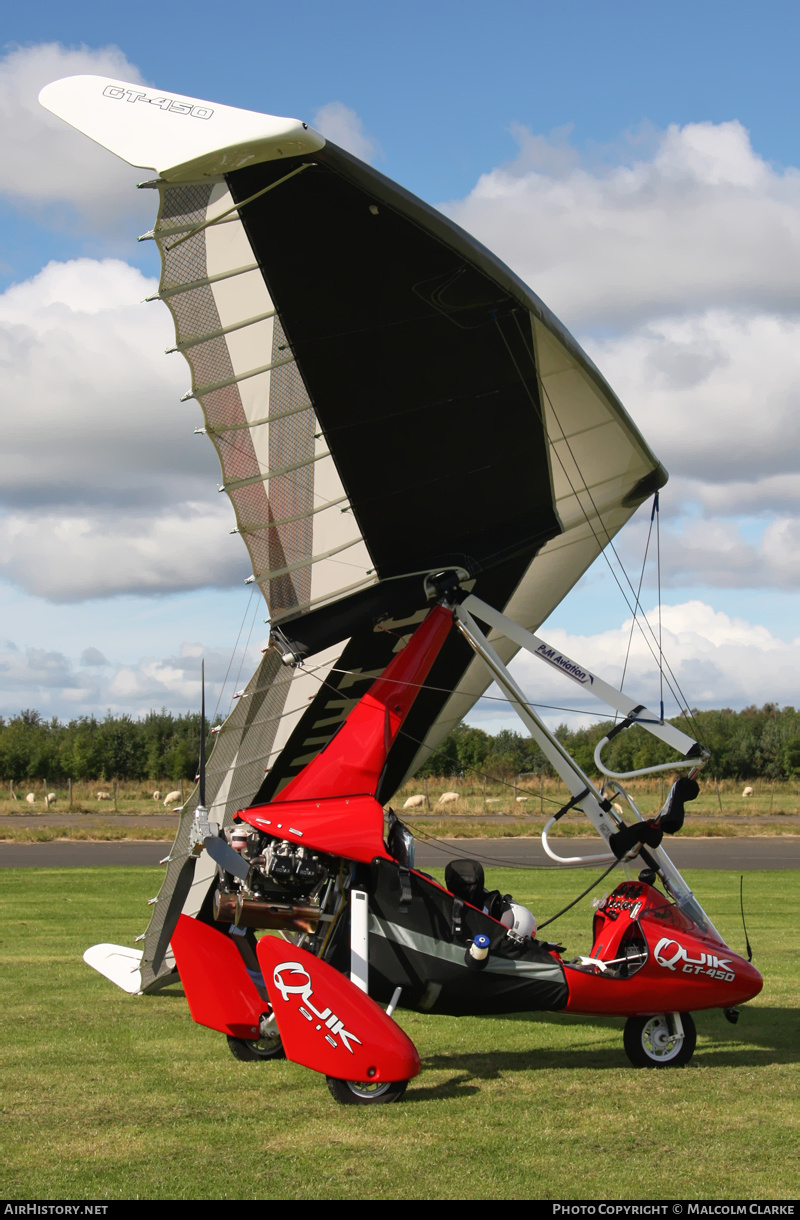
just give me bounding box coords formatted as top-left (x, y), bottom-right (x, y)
top-left (227, 1031), bottom-right (285, 1062)
top-left (623, 1012), bottom-right (696, 1068)
top-left (326, 1076), bottom-right (409, 1105)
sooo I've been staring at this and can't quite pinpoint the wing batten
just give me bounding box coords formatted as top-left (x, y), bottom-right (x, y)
top-left (219, 448), bottom-right (330, 492)
top-left (184, 352), bottom-right (297, 399)
top-left (167, 308), bottom-right (278, 352)
top-left (150, 262), bottom-right (261, 299)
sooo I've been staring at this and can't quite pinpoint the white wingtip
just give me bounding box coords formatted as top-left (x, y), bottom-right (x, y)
top-left (39, 74), bottom-right (325, 181)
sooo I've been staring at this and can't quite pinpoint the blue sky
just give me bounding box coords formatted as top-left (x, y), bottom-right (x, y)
top-left (2, 1), bottom-right (800, 729)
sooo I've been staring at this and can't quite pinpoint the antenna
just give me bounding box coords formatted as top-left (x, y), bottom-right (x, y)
top-left (740, 874), bottom-right (753, 962)
top-left (199, 658), bottom-right (207, 809)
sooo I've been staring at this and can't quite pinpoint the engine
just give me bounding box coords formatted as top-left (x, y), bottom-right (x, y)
top-left (212, 824), bottom-right (336, 936)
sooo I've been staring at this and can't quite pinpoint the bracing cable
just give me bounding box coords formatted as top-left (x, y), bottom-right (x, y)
top-left (617, 491), bottom-right (658, 719)
top-left (212, 585), bottom-right (256, 723)
top-left (536, 856), bottom-right (623, 931)
top-left (496, 311), bottom-right (704, 747)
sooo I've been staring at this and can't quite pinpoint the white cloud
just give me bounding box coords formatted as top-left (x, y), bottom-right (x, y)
top-left (0, 505), bottom-right (245, 601)
top-left (0, 42), bottom-right (152, 236)
top-left (648, 516), bottom-right (800, 591)
top-left (311, 101), bottom-right (380, 164)
top-left (0, 636), bottom-right (268, 720)
top-left (443, 120), bottom-right (800, 328)
top-left (0, 257), bottom-right (249, 600)
top-left (587, 310), bottom-right (800, 490)
top-left (468, 601), bottom-right (800, 733)
top-left (576, 307), bottom-right (800, 589)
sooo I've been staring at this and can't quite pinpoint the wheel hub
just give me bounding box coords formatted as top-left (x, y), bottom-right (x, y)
top-left (643, 1017), bottom-right (682, 1060)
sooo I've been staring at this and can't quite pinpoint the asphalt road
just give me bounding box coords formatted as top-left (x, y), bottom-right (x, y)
top-left (2, 836), bottom-right (797, 869)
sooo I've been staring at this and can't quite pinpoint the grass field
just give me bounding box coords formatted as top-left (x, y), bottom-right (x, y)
top-left (5, 774), bottom-right (800, 819)
top-left (1, 866), bottom-right (797, 1201)
top-left (2, 773), bottom-right (799, 843)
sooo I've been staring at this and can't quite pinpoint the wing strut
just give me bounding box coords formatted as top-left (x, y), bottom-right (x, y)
top-left (452, 598), bottom-right (720, 938)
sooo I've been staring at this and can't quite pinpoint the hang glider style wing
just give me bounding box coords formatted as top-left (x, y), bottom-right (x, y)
top-left (41, 76), bottom-right (667, 990)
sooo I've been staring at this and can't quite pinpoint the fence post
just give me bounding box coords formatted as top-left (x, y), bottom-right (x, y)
top-left (113, 779), bottom-right (118, 812)
top-left (68, 778), bottom-right (73, 811)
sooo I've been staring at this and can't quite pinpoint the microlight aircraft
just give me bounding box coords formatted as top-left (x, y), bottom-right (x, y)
top-left (40, 76), bottom-right (762, 1104)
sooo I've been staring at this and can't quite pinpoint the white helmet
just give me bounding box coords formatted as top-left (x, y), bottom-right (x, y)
top-left (500, 902), bottom-right (537, 942)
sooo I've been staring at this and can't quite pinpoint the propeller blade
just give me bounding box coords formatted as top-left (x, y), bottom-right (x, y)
top-left (151, 855), bottom-right (197, 975)
top-left (203, 833), bottom-right (251, 881)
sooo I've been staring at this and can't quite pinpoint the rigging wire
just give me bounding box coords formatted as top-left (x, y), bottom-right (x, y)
top-left (617, 491), bottom-right (658, 716)
top-left (401, 818), bottom-right (555, 873)
top-left (656, 487), bottom-right (664, 724)
top-left (231, 589), bottom-right (261, 701)
top-left (212, 585), bottom-right (256, 724)
top-left (296, 659), bottom-right (576, 811)
top-left (497, 311), bottom-right (705, 748)
top-left (535, 856), bottom-right (623, 930)
top-left (321, 663), bottom-right (668, 728)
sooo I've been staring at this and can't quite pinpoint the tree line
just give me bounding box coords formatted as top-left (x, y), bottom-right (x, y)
top-left (0, 709), bottom-right (211, 785)
top-left (416, 703), bottom-right (800, 782)
top-left (2, 703), bottom-right (800, 784)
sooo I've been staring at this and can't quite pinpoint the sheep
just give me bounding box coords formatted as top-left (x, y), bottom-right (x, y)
top-left (402, 794), bottom-right (426, 809)
top-left (163, 790), bottom-right (182, 806)
top-left (742, 786), bottom-right (754, 798)
top-left (46, 793), bottom-right (56, 805)
top-left (97, 791), bottom-right (111, 800)
top-left (486, 798), bottom-right (501, 804)
top-left (437, 791), bottom-right (459, 806)
top-left (515, 796), bottom-right (529, 803)
top-left (25, 793), bottom-right (35, 805)
top-left (152, 790), bottom-right (161, 801)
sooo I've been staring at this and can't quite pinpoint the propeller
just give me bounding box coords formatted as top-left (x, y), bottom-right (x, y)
top-left (203, 833), bottom-right (251, 881)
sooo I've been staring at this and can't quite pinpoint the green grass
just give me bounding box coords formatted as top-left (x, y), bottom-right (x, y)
top-left (1, 819), bottom-right (797, 843)
top-left (1, 867), bottom-right (797, 1200)
top-left (396, 774), bottom-right (800, 819)
top-left (0, 823), bottom-right (174, 842)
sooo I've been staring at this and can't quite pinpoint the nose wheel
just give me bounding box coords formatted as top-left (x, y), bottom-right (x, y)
top-left (326, 1077), bottom-right (409, 1105)
top-left (624, 1012), bottom-right (696, 1067)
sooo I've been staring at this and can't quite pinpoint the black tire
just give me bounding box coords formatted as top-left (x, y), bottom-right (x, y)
top-left (326, 1076), bottom-right (409, 1105)
top-left (226, 1031), bottom-right (285, 1062)
top-left (623, 1012), bottom-right (696, 1068)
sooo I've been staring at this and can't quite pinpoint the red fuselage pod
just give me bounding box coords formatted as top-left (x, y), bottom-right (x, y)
top-left (239, 605), bottom-right (453, 861)
top-left (562, 882), bottom-right (763, 1017)
top-left (170, 914), bottom-right (265, 1039)
top-left (241, 793), bottom-right (392, 865)
top-left (257, 935), bottom-right (421, 1083)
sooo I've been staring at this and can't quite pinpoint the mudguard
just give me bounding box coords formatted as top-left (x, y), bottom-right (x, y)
top-left (257, 936), bottom-right (420, 1083)
top-left (170, 914), bottom-right (265, 1039)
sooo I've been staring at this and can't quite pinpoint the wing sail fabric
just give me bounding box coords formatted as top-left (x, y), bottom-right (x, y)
top-left (153, 178), bottom-right (373, 621)
top-left (40, 76), bottom-right (668, 988)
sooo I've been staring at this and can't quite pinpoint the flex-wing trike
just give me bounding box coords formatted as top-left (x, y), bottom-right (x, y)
top-left (148, 582), bottom-right (763, 1105)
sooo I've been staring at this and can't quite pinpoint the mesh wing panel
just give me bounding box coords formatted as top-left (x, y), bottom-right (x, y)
top-left (152, 181), bottom-right (348, 618)
top-left (139, 180), bottom-right (363, 989)
top-left (138, 648), bottom-right (292, 990)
